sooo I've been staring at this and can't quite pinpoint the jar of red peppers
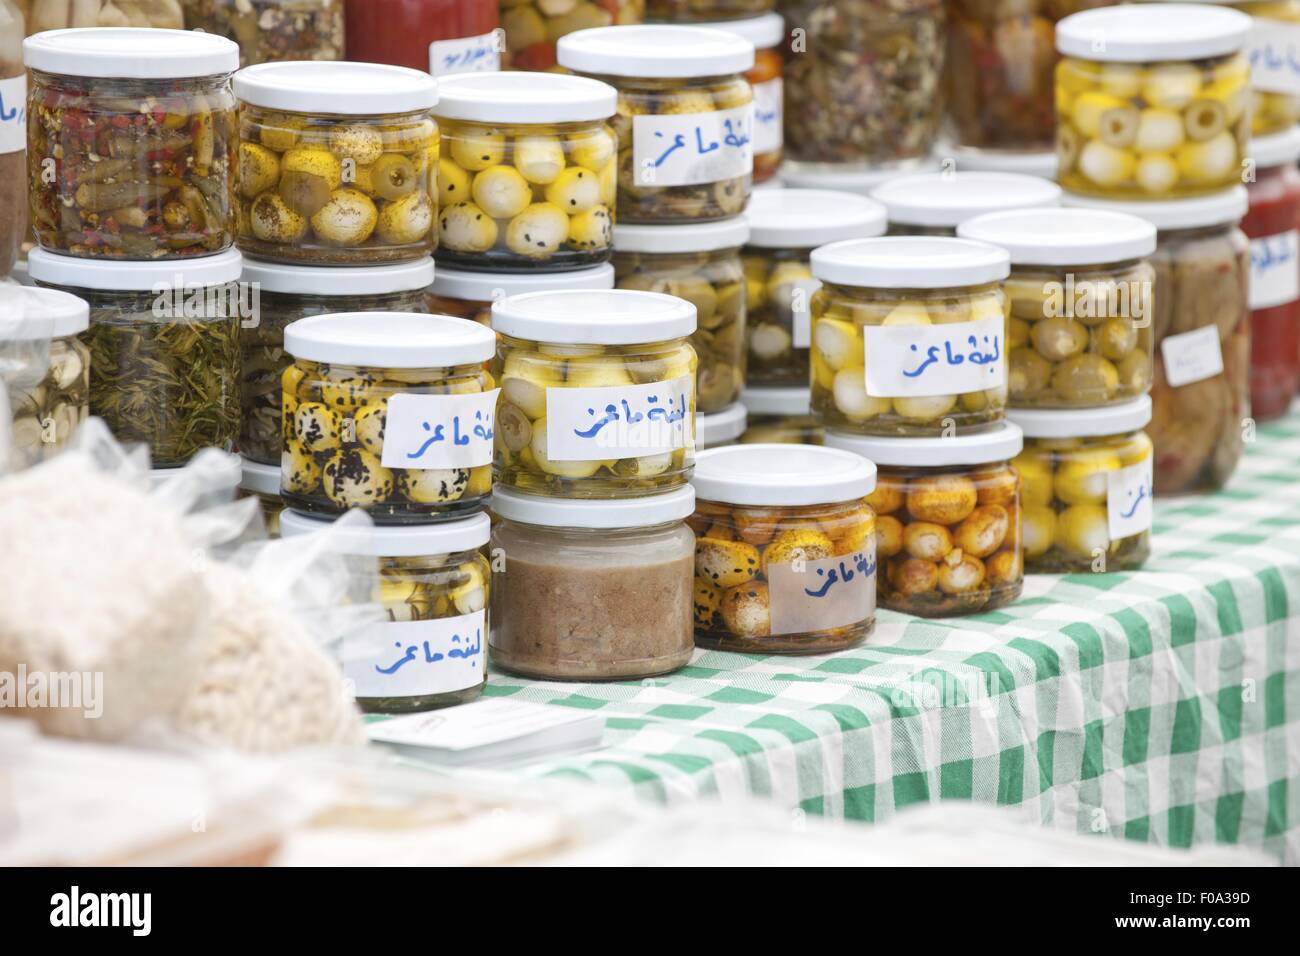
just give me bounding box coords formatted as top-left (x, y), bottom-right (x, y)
top-left (1244, 127), bottom-right (1300, 421)
top-left (700, 13), bottom-right (785, 184)
top-left (346, 0), bottom-right (501, 76)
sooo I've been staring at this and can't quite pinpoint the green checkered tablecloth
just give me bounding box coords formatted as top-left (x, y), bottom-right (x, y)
top-left (477, 415), bottom-right (1300, 864)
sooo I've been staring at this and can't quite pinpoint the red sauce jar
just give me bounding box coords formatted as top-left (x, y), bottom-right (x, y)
top-left (1243, 128), bottom-right (1300, 421)
top-left (346, 0), bottom-right (500, 75)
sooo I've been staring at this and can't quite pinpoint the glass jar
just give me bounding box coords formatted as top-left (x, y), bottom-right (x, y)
top-left (826, 423), bottom-right (1025, 618)
top-left (0, 0), bottom-right (23, 278)
top-left (739, 385), bottom-right (821, 444)
top-left (232, 61), bottom-right (440, 266)
top-left (647, 0), bottom-right (773, 18)
top-left (743, 188), bottom-right (887, 388)
top-left (346, 0), bottom-right (499, 74)
top-left (689, 444), bottom-right (876, 653)
top-left (614, 219), bottom-right (748, 413)
top-left (238, 257), bottom-right (436, 465)
top-left (872, 172), bottom-right (1062, 237)
top-left (491, 288), bottom-right (698, 497)
top-left (700, 13), bottom-right (784, 184)
top-left (281, 510), bottom-right (491, 712)
top-left (1054, 5), bottom-right (1253, 200)
top-left (1243, 128), bottom-right (1300, 421)
top-left (280, 312), bottom-right (497, 522)
top-left (239, 456), bottom-right (284, 536)
top-left (502, 0), bottom-right (644, 72)
top-left (0, 285), bottom-right (90, 469)
top-left (1009, 400), bottom-right (1153, 573)
top-left (558, 25), bottom-right (754, 224)
top-left (808, 236), bottom-right (1010, 436)
top-left (779, 0), bottom-right (945, 170)
top-left (28, 248), bottom-right (244, 467)
top-left (958, 208), bottom-right (1157, 409)
top-left (697, 400), bottom-right (746, 449)
top-left (24, 28), bottom-right (240, 260)
top-left (434, 72), bottom-right (618, 272)
top-left (489, 486), bottom-right (695, 680)
top-left (951, 148), bottom-right (1058, 181)
top-left (1225, 0), bottom-right (1300, 135)
top-left (426, 262), bottom-right (616, 326)
top-left (781, 161), bottom-right (938, 196)
top-left (181, 0), bottom-right (345, 67)
top-left (23, 1), bottom-right (184, 30)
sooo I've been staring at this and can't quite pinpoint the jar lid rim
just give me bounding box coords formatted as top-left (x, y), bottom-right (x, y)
top-left (871, 172), bottom-right (1062, 229)
top-left (27, 248), bottom-right (244, 291)
top-left (811, 237), bottom-right (1010, 288)
top-left (1008, 398), bottom-right (1152, 438)
top-left (283, 311), bottom-right (496, 367)
top-left (233, 61), bottom-right (439, 114)
top-left (241, 257), bottom-right (435, 296)
top-left (697, 402), bottom-right (748, 447)
top-left (824, 422), bottom-right (1025, 467)
top-left (1055, 4), bottom-right (1252, 61)
top-left (279, 510), bottom-right (491, 556)
top-left (431, 264), bottom-right (615, 303)
top-left (614, 219), bottom-right (751, 254)
top-left (491, 289), bottom-right (696, 344)
top-left (692, 443), bottom-right (877, 505)
top-left (958, 208), bottom-right (1157, 264)
top-left (558, 25), bottom-right (755, 78)
top-left (25, 28), bottom-right (239, 78)
top-left (0, 285), bottom-right (89, 339)
top-left (434, 71), bottom-right (617, 123)
top-left (489, 486), bottom-right (696, 529)
top-left (1059, 187), bottom-right (1248, 232)
top-left (741, 386), bottom-right (811, 417)
top-left (744, 190), bottom-right (888, 247)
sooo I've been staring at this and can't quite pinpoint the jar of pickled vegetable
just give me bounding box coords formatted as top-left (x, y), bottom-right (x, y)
top-left (0, 0), bottom-right (23, 279)
top-left (739, 385), bottom-right (821, 444)
top-left (232, 60), bottom-right (439, 266)
top-left (28, 247), bottom-right (244, 467)
top-left (697, 401), bottom-right (746, 448)
top-left (613, 219), bottom-right (748, 413)
top-left (238, 256), bottom-right (436, 465)
top-left (690, 443), bottom-right (876, 653)
top-left (239, 456), bottom-right (284, 536)
top-left (1054, 5), bottom-right (1253, 200)
top-left (780, 0), bottom-right (945, 170)
top-left (646, 0), bottom-right (773, 19)
top-left (280, 311), bottom-right (497, 522)
top-left (502, 0), bottom-right (644, 72)
top-left (957, 207), bottom-right (1157, 409)
top-left (808, 236), bottom-right (1010, 436)
top-left (181, 0), bottom-right (345, 67)
top-left (1009, 399), bottom-right (1153, 573)
top-left (23, 1), bottom-right (185, 31)
top-left (558, 25), bottom-right (754, 224)
top-left (281, 509), bottom-right (491, 712)
top-left (426, 262), bottom-right (616, 325)
top-left (699, 13), bottom-right (784, 184)
top-left (1243, 127), bottom-right (1300, 421)
top-left (1221, 0), bottom-right (1300, 135)
top-left (346, 0), bottom-right (500, 75)
top-left (826, 423), bottom-right (1025, 618)
top-left (24, 28), bottom-right (240, 260)
top-left (872, 172), bottom-right (1062, 237)
top-left (743, 188), bottom-right (887, 388)
top-left (491, 288), bottom-right (697, 498)
top-left (433, 71), bottom-right (618, 272)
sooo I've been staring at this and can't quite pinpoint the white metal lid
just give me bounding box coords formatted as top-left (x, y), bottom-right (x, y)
top-left (781, 160), bottom-right (940, 196)
top-left (1009, 397), bottom-right (1152, 439)
top-left (434, 71), bottom-right (617, 124)
top-left (1059, 188), bottom-right (1248, 231)
top-left (957, 208), bottom-right (1157, 265)
top-left (241, 257), bottom-right (434, 296)
top-left (492, 289), bottom-right (696, 344)
top-left (239, 457), bottom-right (281, 497)
top-left (1248, 127), bottom-right (1300, 170)
top-left (233, 61), bottom-right (438, 114)
top-left (741, 386), bottom-right (811, 417)
top-left (697, 13), bottom-right (786, 51)
top-left (557, 25), bottom-right (755, 78)
top-left (28, 248), bottom-right (244, 291)
top-left (825, 422), bottom-right (1024, 468)
top-left (283, 312), bottom-right (496, 367)
top-left (1055, 5), bottom-right (1251, 62)
top-left (279, 509), bottom-right (491, 556)
top-left (951, 147), bottom-right (1058, 179)
top-left (24, 28), bottom-right (239, 78)
top-left (490, 485), bottom-right (696, 529)
top-left (692, 443), bottom-right (875, 506)
top-left (744, 189), bottom-right (888, 248)
top-left (698, 402), bottom-right (747, 447)
top-left (0, 285), bottom-right (89, 339)
top-left (810, 236), bottom-right (1009, 289)
top-left (614, 219), bottom-right (750, 254)
top-left (431, 263), bottom-right (614, 304)
top-left (871, 172), bottom-right (1062, 229)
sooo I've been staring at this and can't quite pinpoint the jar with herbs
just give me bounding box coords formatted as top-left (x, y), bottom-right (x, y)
top-left (739, 385), bottom-right (821, 444)
top-left (0, 0), bottom-right (23, 278)
top-left (1054, 5), bottom-right (1253, 200)
top-left (238, 257), bottom-right (436, 465)
top-left (558, 25), bottom-right (754, 224)
top-left (958, 207), bottom-right (1156, 409)
top-left (489, 486), bottom-right (695, 680)
top-left (345, 0), bottom-right (500, 74)
top-left (646, 0), bottom-right (772, 18)
top-left (239, 457), bottom-right (284, 536)
top-left (280, 312), bottom-right (497, 522)
top-left (180, 0), bottom-right (345, 67)
top-left (434, 71), bottom-right (618, 271)
top-left (232, 61), bottom-right (439, 265)
top-left (1009, 399), bottom-right (1153, 573)
top-left (613, 219), bottom-right (748, 413)
top-left (281, 510), bottom-right (491, 712)
top-left (24, 28), bottom-right (239, 260)
top-left (502, 0), bottom-right (644, 72)
top-left (23, 0), bottom-right (184, 31)
top-left (700, 13), bottom-right (784, 184)
top-left (1224, 0), bottom-right (1300, 135)
top-left (872, 172), bottom-right (1061, 237)
top-left (808, 236), bottom-right (1010, 436)
top-left (426, 262), bottom-right (615, 325)
top-left (827, 423), bottom-right (1024, 618)
top-left (743, 188), bottom-right (887, 388)
top-left (697, 401), bottom-right (746, 449)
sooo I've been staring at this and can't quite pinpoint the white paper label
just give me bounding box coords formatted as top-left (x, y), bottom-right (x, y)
top-left (1245, 20), bottom-right (1300, 95)
top-left (346, 611), bottom-right (485, 699)
top-left (379, 389), bottom-right (499, 470)
top-left (863, 314), bottom-right (1005, 398)
top-left (1107, 457), bottom-right (1154, 541)
top-left (1249, 229), bottom-right (1300, 310)
top-left (1160, 325), bottom-right (1224, 388)
top-left (790, 278), bottom-right (821, 349)
top-left (545, 375), bottom-right (694, 461)
top-left (751, 77), bottom-right (784, 156)
top-left (0, 75), bottom-right (26, 155)
top-left (429, 31), bottom-right (502, 76)
top-left (766, 545), bottom-right (876, 637)
top-left (631, 103), bottom-right (755, 188)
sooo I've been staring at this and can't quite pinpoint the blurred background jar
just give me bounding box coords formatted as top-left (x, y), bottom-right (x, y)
top-left (699, 13), bottom-right (785, 184)
top-left (22, 0), bottom-right (184, 30)
top-left (0, 0), bottom-right (22, 278)
top-left (646, 0), bottom-right (772, 19)
top-left (872, 171), bottom-right (1061, 237)
top-left (346, 0), bottom-right (500, 74)
top-left (426, 262), bottom-right (615, 324)
top-left (739, 385), bottom-right (822, 443)
top-left (1221, 0), bottom-right (1300, 135)
top-left (502, 0), bottom-right (645, 72)
top-left (696, 400), bottom-right (746, 448)
top-left (181, 0), bottom-right (345, 67)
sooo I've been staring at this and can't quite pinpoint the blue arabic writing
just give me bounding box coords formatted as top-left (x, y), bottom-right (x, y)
top-left (1252, 234), bottom-right (1296, 274)
top-left (573, 390), bottom-right (690, 439)
top-left (405, 409), bottom-right (495, 461)
top-left (902, 333), bottom-right (1001, 379)
top-left (375, 628), bottom-right (484, 675)
top-left (803, 552), bottom-right (877, 598)
top-left (1119, 479), bottom-right (1151, 520)
top-left (651, 114), bottom-right (752, 169)
top-left (1249, 43), bottom-right (1300, 78)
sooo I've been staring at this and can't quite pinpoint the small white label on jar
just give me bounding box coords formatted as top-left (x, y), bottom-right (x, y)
top-left (380, 389), bottom-right (500, 470)
top-left (0, 75), bottom-right (26, 155)
top-left (751, 77), bottom-right (784, 156)
top-left (767, 544), bottom-right (876, 637)
top-left (790, 278), bottom-right (821, 349)
top-left (545, 374), bottom-right (694, 461)
top-left (429, 31), bottom-right (502, 76)
top-left (1249, 229), bottom-right (1300, 310)
top-left (1245, 22), bottom-right (1300, 95)
top-left (346, 610), bottom-right (486, 699)
top-left (1160, 326), bottom-right (1224, 388)
top-left (631, 103), bottom-right (755, 188)
top-left (1107, 456), bottom-right (1154, 541)
top-left (862, 314), bottom-right (1005, 398)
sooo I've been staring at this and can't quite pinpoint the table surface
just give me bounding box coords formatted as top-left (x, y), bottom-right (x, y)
top-left (474, 414), bottom-right (1300, 864)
